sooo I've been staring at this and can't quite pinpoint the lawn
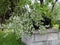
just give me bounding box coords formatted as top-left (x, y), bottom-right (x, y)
top-left (0, 30), bottom-right (25, 45)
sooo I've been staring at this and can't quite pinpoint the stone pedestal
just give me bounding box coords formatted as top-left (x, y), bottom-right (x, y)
top-left (22, 29), bottom-right (60, 45)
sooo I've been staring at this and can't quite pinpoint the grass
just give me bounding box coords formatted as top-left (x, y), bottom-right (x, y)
top-left (0, 30), bottom-right (25, 45)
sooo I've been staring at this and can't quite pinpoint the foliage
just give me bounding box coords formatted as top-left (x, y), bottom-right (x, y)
top-left (0, 0), bottom-right (10, 15)
top-left (5, 0), bottom-right (46, 36)
top-left (51, 2), bottom-right (60, 26)
top-left (0, 30), bottom-right (25, 45)
top-left (0, 0), bottom-right (20, 15)
top-left (0, 0), bottom-right (60, 39)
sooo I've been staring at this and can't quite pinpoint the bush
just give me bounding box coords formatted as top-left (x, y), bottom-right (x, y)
top-left (0, 30), bottom-right (25, 45)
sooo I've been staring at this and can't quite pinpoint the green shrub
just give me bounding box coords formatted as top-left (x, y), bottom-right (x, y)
top-left (0, 31), bottom-right (25, 45)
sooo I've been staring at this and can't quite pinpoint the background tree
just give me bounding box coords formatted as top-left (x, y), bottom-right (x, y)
top-left (0, 0), bottom-right (60, 38)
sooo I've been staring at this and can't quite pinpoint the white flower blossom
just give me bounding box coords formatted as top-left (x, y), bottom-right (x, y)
top-left (25, 4), bottom-right (31, 12)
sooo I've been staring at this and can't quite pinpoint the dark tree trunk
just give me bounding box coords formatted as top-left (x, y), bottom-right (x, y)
top-left (9, 0), bottom-right (15, 12)
top-left (51, 0), bottom-right (58, 12)
top-left (40, 0), bottom-right (43, 5)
